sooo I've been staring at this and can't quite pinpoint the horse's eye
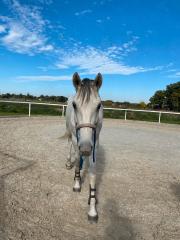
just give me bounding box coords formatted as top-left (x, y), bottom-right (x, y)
top-left (72, 102), bottom-right (77, 109)
top-left (97, 103), bottom-right (101, 111)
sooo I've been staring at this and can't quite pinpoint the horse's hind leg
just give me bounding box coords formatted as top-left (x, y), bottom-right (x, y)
top-left (66, 141), bottom-right (74, 170)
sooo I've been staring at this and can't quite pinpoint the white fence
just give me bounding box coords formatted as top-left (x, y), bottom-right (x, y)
top-left (0, 100), bottom-right (180, 123)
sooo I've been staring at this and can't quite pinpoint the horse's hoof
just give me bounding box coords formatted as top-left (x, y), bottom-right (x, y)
top-left (66, 163), bottom-right (73, 170)
top-left (88, 214), bottom-right (98, 223)
top-left (73, 187), bottom-right (81, 192)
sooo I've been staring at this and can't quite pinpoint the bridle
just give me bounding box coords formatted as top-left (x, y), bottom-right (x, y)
top-left (75, 123), bottom-right (97, 169)
top-left (76, 123), bottom-right (96, 130)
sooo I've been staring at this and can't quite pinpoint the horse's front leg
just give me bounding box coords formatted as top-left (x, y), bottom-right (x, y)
top-left (88, 153), bottom-right (98, 222)
top-left (73, 149), bottom-right (81, 192)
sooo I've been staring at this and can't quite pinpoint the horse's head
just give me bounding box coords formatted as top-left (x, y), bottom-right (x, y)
top-left (72, 72), bottom-right (103, 156)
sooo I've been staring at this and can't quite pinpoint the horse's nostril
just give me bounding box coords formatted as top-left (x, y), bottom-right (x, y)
top-left (85, 152), bottom-right (90, 156)
top-left (79, 144), bottom-right (92, 156)
top-left (80, 150), bottom-right (91, 156)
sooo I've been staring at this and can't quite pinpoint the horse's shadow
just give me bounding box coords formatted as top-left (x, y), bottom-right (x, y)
top-left (103, 199), bottom-right (135, 240)
top-left (96, 145), bottom-right (106, 195)
top-left (170, 182), bottom-right (180, 201)
top-left (79, 145), bottom-right (136, 239)
top-left (0, 177), bottom-right (6, 240)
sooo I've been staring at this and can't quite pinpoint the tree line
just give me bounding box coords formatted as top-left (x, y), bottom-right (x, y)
top-left (0, 92), bottom-right (149, 109)
top-left (0, 93), bottom-right (68, 103)
top-left (149, 81), bottom-right (180, 111)
top-left (105, 81), bottom-right (180, 112)
top-left (0, 81), bottom-right (179, 111)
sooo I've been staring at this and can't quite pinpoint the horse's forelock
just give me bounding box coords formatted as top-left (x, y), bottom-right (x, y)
top-left (77, 79), bottom-right (97, 104)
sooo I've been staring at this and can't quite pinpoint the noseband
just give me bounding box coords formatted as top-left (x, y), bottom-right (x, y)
top-left (75, 123), bottom-right (97, 168)
top-left (76, 123), bottom-right (96, 130)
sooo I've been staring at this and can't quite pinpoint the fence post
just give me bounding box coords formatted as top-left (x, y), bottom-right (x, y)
top-left (62, 105), bottom-right (65, 117)
top-left (125, 110), bottom-right (127, 121)
top-left (158, 112), bottom-right (161, 123)
top-left (29, 102), bottom-right (31, 117)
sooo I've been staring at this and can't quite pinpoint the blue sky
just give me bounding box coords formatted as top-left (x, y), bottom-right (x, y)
top-left (0, 0), bottom-right (180, 102)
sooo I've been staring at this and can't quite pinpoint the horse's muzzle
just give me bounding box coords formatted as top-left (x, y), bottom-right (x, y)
top-left (79, 143), bottom-right (92, 156)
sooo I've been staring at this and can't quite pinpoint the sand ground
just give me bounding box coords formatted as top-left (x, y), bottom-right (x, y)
top-left (0, 117), bottom-right (180, 240)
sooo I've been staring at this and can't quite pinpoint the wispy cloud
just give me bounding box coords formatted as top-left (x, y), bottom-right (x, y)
top-left (0, 0), bottom-right (54, 55)
top-left (16, 75), bottom-right (72, 81)
top-left (93, 0), bottom-right (112, 5)
top-left (0, 1), bottom-right (168, 78)
top-left (75, 9), bottom-right (92, 16)
top-left (168, 71), bottom-right (180, 79)
top-left (126, 30), bottom-right (133, 35)
top-left (96, 16), bottom-right (111, 24)
top-left (56, 39), bottom-right (161, 76)
top-left (96, 19), bottom-right (102, 23)
top-left (166, 69), bottom-right (177, 73)
top-left (0, 25), bottom-right (6, 33)
top-left (175, 72), bottom-right (180, 77)
top-left (37, 0), bottom-right (53, 5)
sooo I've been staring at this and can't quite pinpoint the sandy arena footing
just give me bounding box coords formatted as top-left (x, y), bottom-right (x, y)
top-left (0, 117), bottom-right (180, 240)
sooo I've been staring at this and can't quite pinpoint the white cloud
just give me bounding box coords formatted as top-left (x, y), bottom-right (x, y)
top-left (56, 63), bottom-right (69, 69)
top-left (56, 42), bottom-right (161, 75)
top-left (0, 1), bottom-right (166, 78)
top-left (37, 0), bottom-right (53, 5)
top-left (175, 72), bottom-right (180, 76)
top-left (126, 30), bottom-right (133, 35)
top-left (167, 69), bottom-right (177, 73)
top-left (96, 19), bottom-right (102, 23)
top-left (75, 9), bottom-right (92, 16)
top-left (96, 16), bottom-right (111, 23)
top-left (0, 25), bottom-right (6, 33)
top-left (16, 75), bottom-right (72, 81)
top-left (147, 30), bottom-right (153, 34)
top-left (39, 45), bottom-right (54, 51)
top-left (168, 71), bottom-right (180, 78)
top-left (0, 0), bottom-right (54, 55)
top-left (94, 0), bottom-right (112, 5)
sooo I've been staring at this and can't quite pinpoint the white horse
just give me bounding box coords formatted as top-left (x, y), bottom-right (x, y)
top-left (65, 72), bottom-right (103, 222)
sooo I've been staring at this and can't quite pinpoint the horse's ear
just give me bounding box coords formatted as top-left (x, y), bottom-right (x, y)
top-left (94, 73), bottom-right (102, 90)
top-left (73, 72), bottom-right (81, 90)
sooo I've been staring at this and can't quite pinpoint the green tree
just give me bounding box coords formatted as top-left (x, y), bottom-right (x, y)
top-left (138, 101), bottom-right (147, 109)
top-left (149, 90), bottom-right (166, 109)
top-left (149, 81), bottom-right (180, 111)
top-left (166, 82), bottom-right (180, 111)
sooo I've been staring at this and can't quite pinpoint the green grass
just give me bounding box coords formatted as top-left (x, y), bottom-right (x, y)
top-left (103, 109), bottom-right (125, 119)
top-left (103, 108), bottom-right (180, 124)
top-left (0, 102), bottom-right (180, 124)
top-left (160, 113), bottom-right (180, 124)
top-left (104, 109), bottom-right (159, 122)
top-left (0, 102), bottom-right (28, 115)
top-left (0, 102), bottom-right (62, 116)
top-left (126, 111), bottom-right (159, 122)
top-left (31, 104), bottom-right (62, 116)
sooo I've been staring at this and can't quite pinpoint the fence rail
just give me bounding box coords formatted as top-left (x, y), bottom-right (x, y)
top-left (0, 100), bottom-right (180, 123)
top-left (0, 100), bottom-right (66, 117)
